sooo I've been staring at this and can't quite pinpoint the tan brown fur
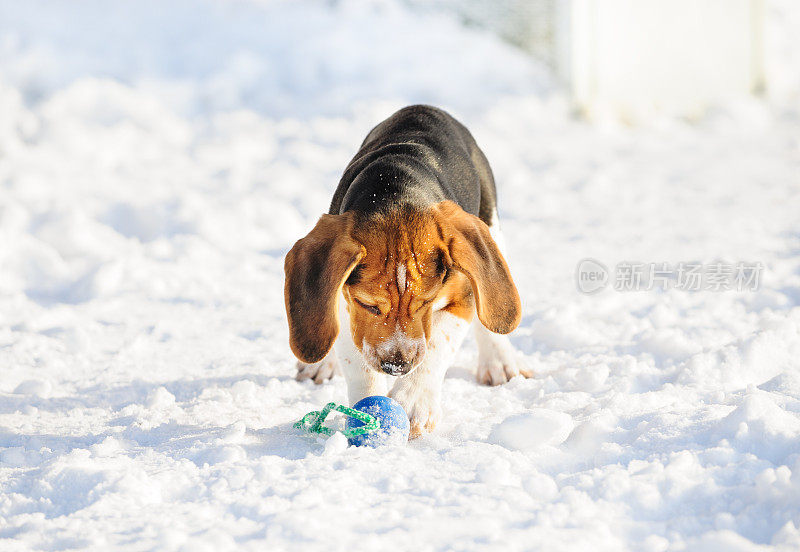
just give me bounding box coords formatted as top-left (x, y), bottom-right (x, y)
top-left (284, 213), bottom-right (364, 364)
top-left (343, 205), bottom-right (474, 369)
top-left (284, 201), bottom-right (521, 371)
top-left (434, 201), bottom-right (522, 334)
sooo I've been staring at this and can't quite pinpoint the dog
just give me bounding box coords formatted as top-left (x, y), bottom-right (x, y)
top-left (284, 105), bottom-right (529, 437)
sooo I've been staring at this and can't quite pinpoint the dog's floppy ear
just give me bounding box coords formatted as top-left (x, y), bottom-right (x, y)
top-left (284, 213), bottom-right (365, 363)
top-left (435, 201), bottom-right (521, 334)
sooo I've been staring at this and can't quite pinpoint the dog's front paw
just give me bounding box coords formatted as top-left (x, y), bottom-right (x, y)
top-left (295, 355), bottom-right (340, 384)
top-left (389, 383), bottom-right (441, 438)
top-left (476, 337), bottom-right (532, 386)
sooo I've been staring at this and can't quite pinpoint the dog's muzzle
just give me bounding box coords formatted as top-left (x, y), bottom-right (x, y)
top-left (380, 360), bottom-right (412, 376)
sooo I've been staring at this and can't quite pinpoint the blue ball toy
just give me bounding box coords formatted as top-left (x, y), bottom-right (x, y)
top-left (345, 396), bottom-right (410, 447)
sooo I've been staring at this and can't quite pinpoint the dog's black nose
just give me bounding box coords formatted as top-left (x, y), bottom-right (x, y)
top-left (380, 360), bottom-right (411, 376)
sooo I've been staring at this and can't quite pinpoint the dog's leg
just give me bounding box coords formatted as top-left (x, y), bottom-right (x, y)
top-left (335, 303), bottom-right (388, 405)
top-left (472, 213), bottom-right (532, 385)
top-left (295, 354), bottom-right (340, 384)
top-left (389, 311), bottom-right (470, 438)
top-left (474, 321), bottom-right (531, 385)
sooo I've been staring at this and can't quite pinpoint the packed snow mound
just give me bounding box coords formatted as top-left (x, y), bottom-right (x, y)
top-left (489, 410), bottom-right (574, 451)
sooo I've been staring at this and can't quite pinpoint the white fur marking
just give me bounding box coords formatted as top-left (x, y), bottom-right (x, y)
top-left (336, 296), bottom-right (388, 404)
top-left (365, 324), bottom-right (425, 371)
top-left (397, 263), bottom-right (406, 291)
top-left (388, 311), bottom-right (470, 432)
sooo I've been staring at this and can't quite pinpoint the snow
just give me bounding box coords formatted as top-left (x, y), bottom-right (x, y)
top-left (489, 410), bottom-right (574, 452)
top-left (1, 0), bottom-right (800, 550)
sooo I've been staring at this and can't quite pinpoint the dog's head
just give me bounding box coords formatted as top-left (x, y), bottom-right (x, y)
top-left (284, 201), bottom-right (520, 376)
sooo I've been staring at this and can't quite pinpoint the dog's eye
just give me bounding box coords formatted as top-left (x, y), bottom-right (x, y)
top-left (434, 250), bottom-right (448, 276)
top-left (355, 298), bottom-right (381, 316)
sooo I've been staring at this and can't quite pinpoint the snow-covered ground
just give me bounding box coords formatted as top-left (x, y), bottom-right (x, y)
top-left (1, 1), bottom-right (800, 550)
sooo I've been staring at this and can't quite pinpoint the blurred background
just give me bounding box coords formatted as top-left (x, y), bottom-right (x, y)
top-left (1, 0), bottom-right (797, 306)
top-left (2, 0), bottom-right (795, 120)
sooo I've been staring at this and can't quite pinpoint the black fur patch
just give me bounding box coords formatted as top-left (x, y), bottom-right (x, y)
top-left (346, 263), bottom-right (364, 286)
top-left (328, 105), bottom-right (498, 226)
top-left (434, 249), bottom-right (447, 277)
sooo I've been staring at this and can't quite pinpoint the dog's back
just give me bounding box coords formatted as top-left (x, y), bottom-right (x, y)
top-left (329, 105), bottom-right (497, 225)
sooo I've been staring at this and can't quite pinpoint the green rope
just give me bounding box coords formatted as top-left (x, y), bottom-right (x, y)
top-left (294, 402), bottom-right (380, 438)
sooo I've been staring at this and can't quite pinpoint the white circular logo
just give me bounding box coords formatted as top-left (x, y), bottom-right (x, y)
top-left (575, 258), bottom-right (609, 294)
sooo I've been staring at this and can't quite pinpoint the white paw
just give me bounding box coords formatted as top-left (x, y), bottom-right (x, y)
top-left (389, 381), bottom-right (441, 438)
top-left (295, 355), bottom-right (340, 384)
top-left (476, 336), bottom-right (532, 386)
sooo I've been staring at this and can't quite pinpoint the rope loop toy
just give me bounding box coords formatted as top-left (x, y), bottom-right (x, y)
top-left (293, 401), bottom-right (379, 438)
top-left (294, 395), bottom-right (411, 447)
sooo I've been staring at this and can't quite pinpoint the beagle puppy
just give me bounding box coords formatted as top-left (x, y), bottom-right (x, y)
top-left (284, 105), bottom-right (529, 437)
